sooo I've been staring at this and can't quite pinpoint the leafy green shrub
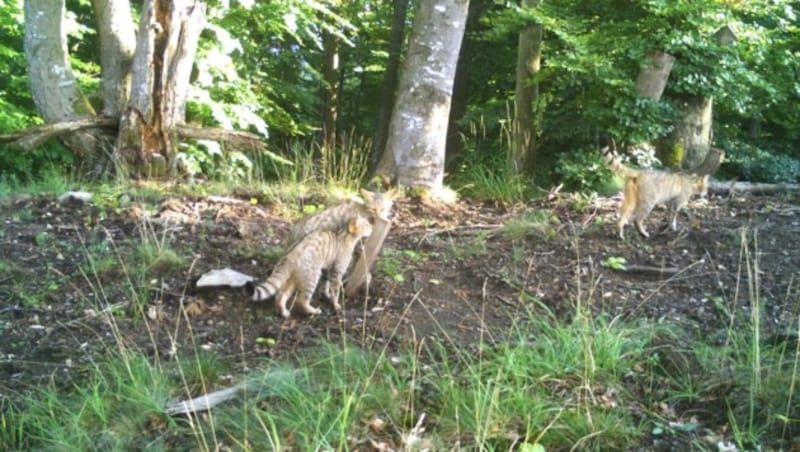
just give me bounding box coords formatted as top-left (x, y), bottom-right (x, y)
top-left (554, 148), bottom-right (617, 194)
top-left (717, 140), bottom-right (800, 184)
top-left (747, 153), bottom-right (800, 184)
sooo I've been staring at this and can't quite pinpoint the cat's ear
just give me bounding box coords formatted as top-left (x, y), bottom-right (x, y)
top-left (347, 217), bottom-right (358, 234)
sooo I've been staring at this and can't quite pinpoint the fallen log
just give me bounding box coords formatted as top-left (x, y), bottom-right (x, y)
top-left (709, 180), bottom-right (800, 195)
top-left (615, 264), bottom-right (681, 278)
top-left (0, 116), bottom-right (118, 150)
top-left (0, 116), bottom-right (283, 159)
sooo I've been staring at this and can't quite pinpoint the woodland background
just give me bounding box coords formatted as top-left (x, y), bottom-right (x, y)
top-left (1, 0), bottom-right (799, 193)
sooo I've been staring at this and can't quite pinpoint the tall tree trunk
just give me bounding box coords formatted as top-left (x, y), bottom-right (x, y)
top-left (24, 0), bottom-right (106, 173)
top-left (661, 26), bottom-right (735, 171)
top-left (115, 0), bottom-right (205, 177)
top-left (91, 0), bottom-right (136, 117)
top-left (370, 0), bottom-right (409, 173)
top-left (375, 0), bottom-right (469, 192)
top-left (511, 0), bottom-right (542, 176)
top-left (321, 26), bottom-right (340, 164)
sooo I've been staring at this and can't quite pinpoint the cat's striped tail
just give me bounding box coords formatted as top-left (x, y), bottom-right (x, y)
top-left (244, 279), bottom-right (280, 301)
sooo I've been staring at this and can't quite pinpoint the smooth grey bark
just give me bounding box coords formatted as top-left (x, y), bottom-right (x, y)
top-left (116, 0), bottom-right (205, 177)
top-left (376, 0), bottom-right (469, 191)
top-left (24, 0), bottom-right (94, 122)
top-left (92, 0), bottom-right (136, 117)
top-left (511, 0), bottom-right (542, 176)
top-left (24, 0), bottom-right (110, 174)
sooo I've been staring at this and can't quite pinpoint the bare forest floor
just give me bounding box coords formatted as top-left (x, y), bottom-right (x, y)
top-left (2, 188), bottom-right (799, 448)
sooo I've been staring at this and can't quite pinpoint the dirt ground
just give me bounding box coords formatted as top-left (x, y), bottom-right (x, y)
top-left (2, 187), bottom-right (799, 446)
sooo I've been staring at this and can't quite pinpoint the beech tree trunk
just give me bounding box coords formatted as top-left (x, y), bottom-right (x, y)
top-left (375, 0), bottom-right (469, 192)
top-left (115, 0), bottom-right (205, 177)
top-left (511, 0), bottom-right (542, 176)
top-left (321, 25), bottom-right (341, 170)
top-left (24, 0), bottom-right (108, 174)
top-left (370, 0), bottom-right (409, 172)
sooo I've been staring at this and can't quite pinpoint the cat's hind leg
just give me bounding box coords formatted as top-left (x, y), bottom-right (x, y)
top-left (274, 282), bottom-right (295, 318)
top-left (295, 288), bottom-right (322, 316)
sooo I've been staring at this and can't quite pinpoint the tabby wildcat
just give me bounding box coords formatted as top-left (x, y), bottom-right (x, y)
top-left (285, 188), bottom-right (398, 249)
top-left (246, 216), bottom-right (373, 317)
top-left (604, 150), bottom-right (709, 239)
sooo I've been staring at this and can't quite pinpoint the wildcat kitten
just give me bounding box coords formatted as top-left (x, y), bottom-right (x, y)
top-left (246, 216), bottom-right (373, 317)
top-left (285, 188), bottom-right (397, 249)
top-left (604, 151), bottom-right (709, 239)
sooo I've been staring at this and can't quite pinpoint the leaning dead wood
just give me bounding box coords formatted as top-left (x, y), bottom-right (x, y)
top-left (175, 124), bottom-right (267, 151)
top-left (345, 218), bottom-right (392, 297)
top-left (0, 116), bottom-right (118, 150)
top-left (709, 180), bottom-right (800, 195)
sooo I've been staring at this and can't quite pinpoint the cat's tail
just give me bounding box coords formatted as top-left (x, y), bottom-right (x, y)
top-left (600, 141), bottom-right (637, 179)
top-left (245, 274), bottom-right (283, 301)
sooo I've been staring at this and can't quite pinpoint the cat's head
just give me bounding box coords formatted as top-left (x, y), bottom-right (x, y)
top-left (347, 216), bottom-right (373, 238)
top-left (360, 188), bottom-right (400, 222)
top-left (693, 175), bottom-right (710, 197)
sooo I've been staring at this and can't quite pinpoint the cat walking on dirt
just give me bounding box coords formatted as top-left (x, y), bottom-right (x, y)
top-left (246, 216), bottom-right (373, 317)
top-left (604, 149), bottom-right (709, 239)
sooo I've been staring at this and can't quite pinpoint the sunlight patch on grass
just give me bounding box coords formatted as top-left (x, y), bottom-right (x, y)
top-left (500, 209), bottom-right (560, 241)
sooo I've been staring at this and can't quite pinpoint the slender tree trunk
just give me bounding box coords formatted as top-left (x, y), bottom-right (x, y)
top-left (24, 0), bottom-right (107, 173)
top-left (375, 0), bottom-right (469, 192)
top-left (445, 0), bottom-right (483, 170)
top-left (115, 0), bottom-right (205, 177)
top-left (321, 27), bottom-right (340, 162)
top-left (511, 0), bottom-right (542, 176)
top-left (91, 0), bottom-right (136, 117)
top-left (370, 0), bottom-right (409, 173)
